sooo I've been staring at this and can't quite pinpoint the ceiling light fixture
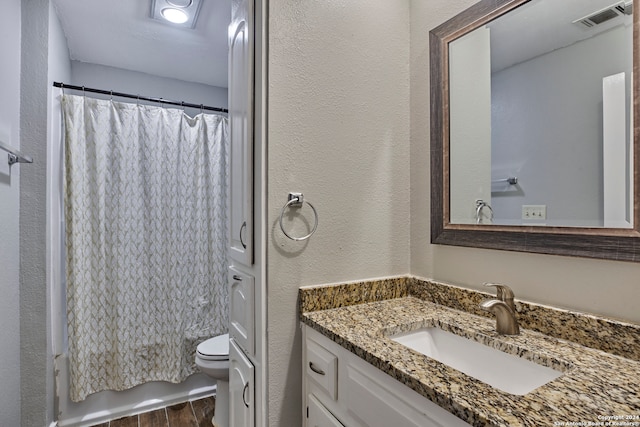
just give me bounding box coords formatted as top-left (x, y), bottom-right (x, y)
top-left (161, 7), bottom-right (189, 24)
top-left (151, 0), bottom-right (203, 29)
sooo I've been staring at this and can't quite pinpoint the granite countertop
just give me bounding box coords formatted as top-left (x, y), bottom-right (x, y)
top-left (300, 278), bottom-right (640, 427)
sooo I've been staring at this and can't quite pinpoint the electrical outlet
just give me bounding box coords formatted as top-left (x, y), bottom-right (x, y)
top-left (522, 205), bottom-right (546, 220)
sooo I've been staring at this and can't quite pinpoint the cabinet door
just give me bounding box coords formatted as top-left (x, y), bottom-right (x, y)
top-left (228, 0), bottom-right (254, 266)
top-left (345, 361), bottom-right (470, 427)
top-left (229, 267), bottom-right (255, 357)
top-left (307, 394), bottom-right (345, 427)
top-left (230, 338), bottom-right (255, 427)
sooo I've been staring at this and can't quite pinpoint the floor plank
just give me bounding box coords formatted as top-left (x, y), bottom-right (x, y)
top-left (110, 415), bottom-right (139, 427)
top-left (166, 402), bottom-right (198, 427)
top-left (139, 408), bottom-right (168, 427)
top-left (86, 398), bottom-right (215, 427)
top-left (191, 397), bottom-right (216, 427)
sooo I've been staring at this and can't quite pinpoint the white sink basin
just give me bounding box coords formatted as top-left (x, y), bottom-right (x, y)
top-left (391, 327), bottom-right (563, 395)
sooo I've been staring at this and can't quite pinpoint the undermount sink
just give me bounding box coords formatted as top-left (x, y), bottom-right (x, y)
top-left (390, 327), bottom-right (563, 395)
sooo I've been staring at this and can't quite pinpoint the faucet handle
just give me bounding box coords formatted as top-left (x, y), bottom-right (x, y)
top-left (484, 283), bottom-right (515, 305)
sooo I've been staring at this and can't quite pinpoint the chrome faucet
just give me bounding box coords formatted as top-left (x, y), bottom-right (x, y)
top-left (480, 283), bottom-right (520, 335)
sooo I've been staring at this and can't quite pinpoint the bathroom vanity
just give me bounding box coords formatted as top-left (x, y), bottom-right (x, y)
top-left (300, 277), bottom-right (640, 427)
top-left (303, 324), bottom-right (471, 427)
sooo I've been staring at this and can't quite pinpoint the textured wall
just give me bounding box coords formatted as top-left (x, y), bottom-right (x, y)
top-left (267, 0), bottom-right (411, 425)
top-left (21, 0), bottom-right (54, 425)
top-left (410, 0), bottom-right (640, 324)
top-left (0, 0), bottom-right (23, 425)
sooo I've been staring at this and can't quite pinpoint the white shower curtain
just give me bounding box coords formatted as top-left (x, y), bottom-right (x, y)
top-left (62, 94), bottom-right (228, 402)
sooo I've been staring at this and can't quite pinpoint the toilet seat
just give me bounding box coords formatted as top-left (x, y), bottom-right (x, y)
top-left (196, 333), bottom-right (229, 361)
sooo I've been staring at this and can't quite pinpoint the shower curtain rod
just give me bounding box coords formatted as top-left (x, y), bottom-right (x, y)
top-left (53, 82), bottom-right (229, 113)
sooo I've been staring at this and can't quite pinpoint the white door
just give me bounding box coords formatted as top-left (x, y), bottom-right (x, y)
top-left (228, 0), bottom-right (254, 266)
top-left (230, 338), bottom-right (255, 427)
top-left (307, 394), bottom-right (345, 427)
top-left (229, 267), bottom-right (255, 357)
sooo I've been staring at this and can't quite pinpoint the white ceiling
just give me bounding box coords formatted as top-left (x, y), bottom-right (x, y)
top-left (488, 0), bottom-right (632, 72)
top-left (51, 0), bottom-right (629, 89)
top-left (51, 0), bottom-right (231, 88)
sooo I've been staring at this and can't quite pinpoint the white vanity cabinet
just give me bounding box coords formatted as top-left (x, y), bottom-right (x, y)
top-left (302, 325), bottom-right (472, 427)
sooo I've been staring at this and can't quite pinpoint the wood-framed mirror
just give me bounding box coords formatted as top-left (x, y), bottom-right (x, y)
top-left (431, 0), bottom-right (640, 261)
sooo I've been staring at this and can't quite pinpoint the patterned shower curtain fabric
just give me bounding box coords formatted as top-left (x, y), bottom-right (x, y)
top-left (62, 94), bottom-right (229, 402)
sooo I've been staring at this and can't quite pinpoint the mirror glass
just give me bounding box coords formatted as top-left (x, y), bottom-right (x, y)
top-left (448, 0), bottom-right (634, 228)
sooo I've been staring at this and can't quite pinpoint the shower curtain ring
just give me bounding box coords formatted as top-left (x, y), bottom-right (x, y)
top-left (110, 90), bottom-right (113, 101)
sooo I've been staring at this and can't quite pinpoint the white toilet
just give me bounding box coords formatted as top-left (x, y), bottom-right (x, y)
top-left (196, 333), bottom-right (230, 427)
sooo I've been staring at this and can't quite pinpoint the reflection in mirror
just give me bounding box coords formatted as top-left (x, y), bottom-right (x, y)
top-left (448, 0), bottom-right (633, 228)
top-left (431, 0), bottom-right (640, 262)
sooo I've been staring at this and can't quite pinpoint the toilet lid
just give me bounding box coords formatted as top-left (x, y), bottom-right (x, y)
top-left (197, 334), bottom-right (229, 361)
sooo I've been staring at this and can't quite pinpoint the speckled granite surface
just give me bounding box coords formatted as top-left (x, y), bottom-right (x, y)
top-left (300, 276), bottom-right (640, 361)
top-left (299, 277), bottom-right (640, 427)
top-left (299, 276), bottom-right (408, 312)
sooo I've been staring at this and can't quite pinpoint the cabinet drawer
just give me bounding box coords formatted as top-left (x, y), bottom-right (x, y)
top-left (306, 336), bottom-right (338, 400)
top-left (229, 267), bottom-right (255, 356)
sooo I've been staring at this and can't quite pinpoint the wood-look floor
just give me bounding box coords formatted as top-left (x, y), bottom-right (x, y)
top-left (89, 396), bottom-right (215, 427)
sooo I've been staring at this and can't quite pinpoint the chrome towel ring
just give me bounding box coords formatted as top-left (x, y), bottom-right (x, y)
top-left (279, 192), bottom-right (318, 241)
top-left (475, 199), bottom-right (494, 224)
